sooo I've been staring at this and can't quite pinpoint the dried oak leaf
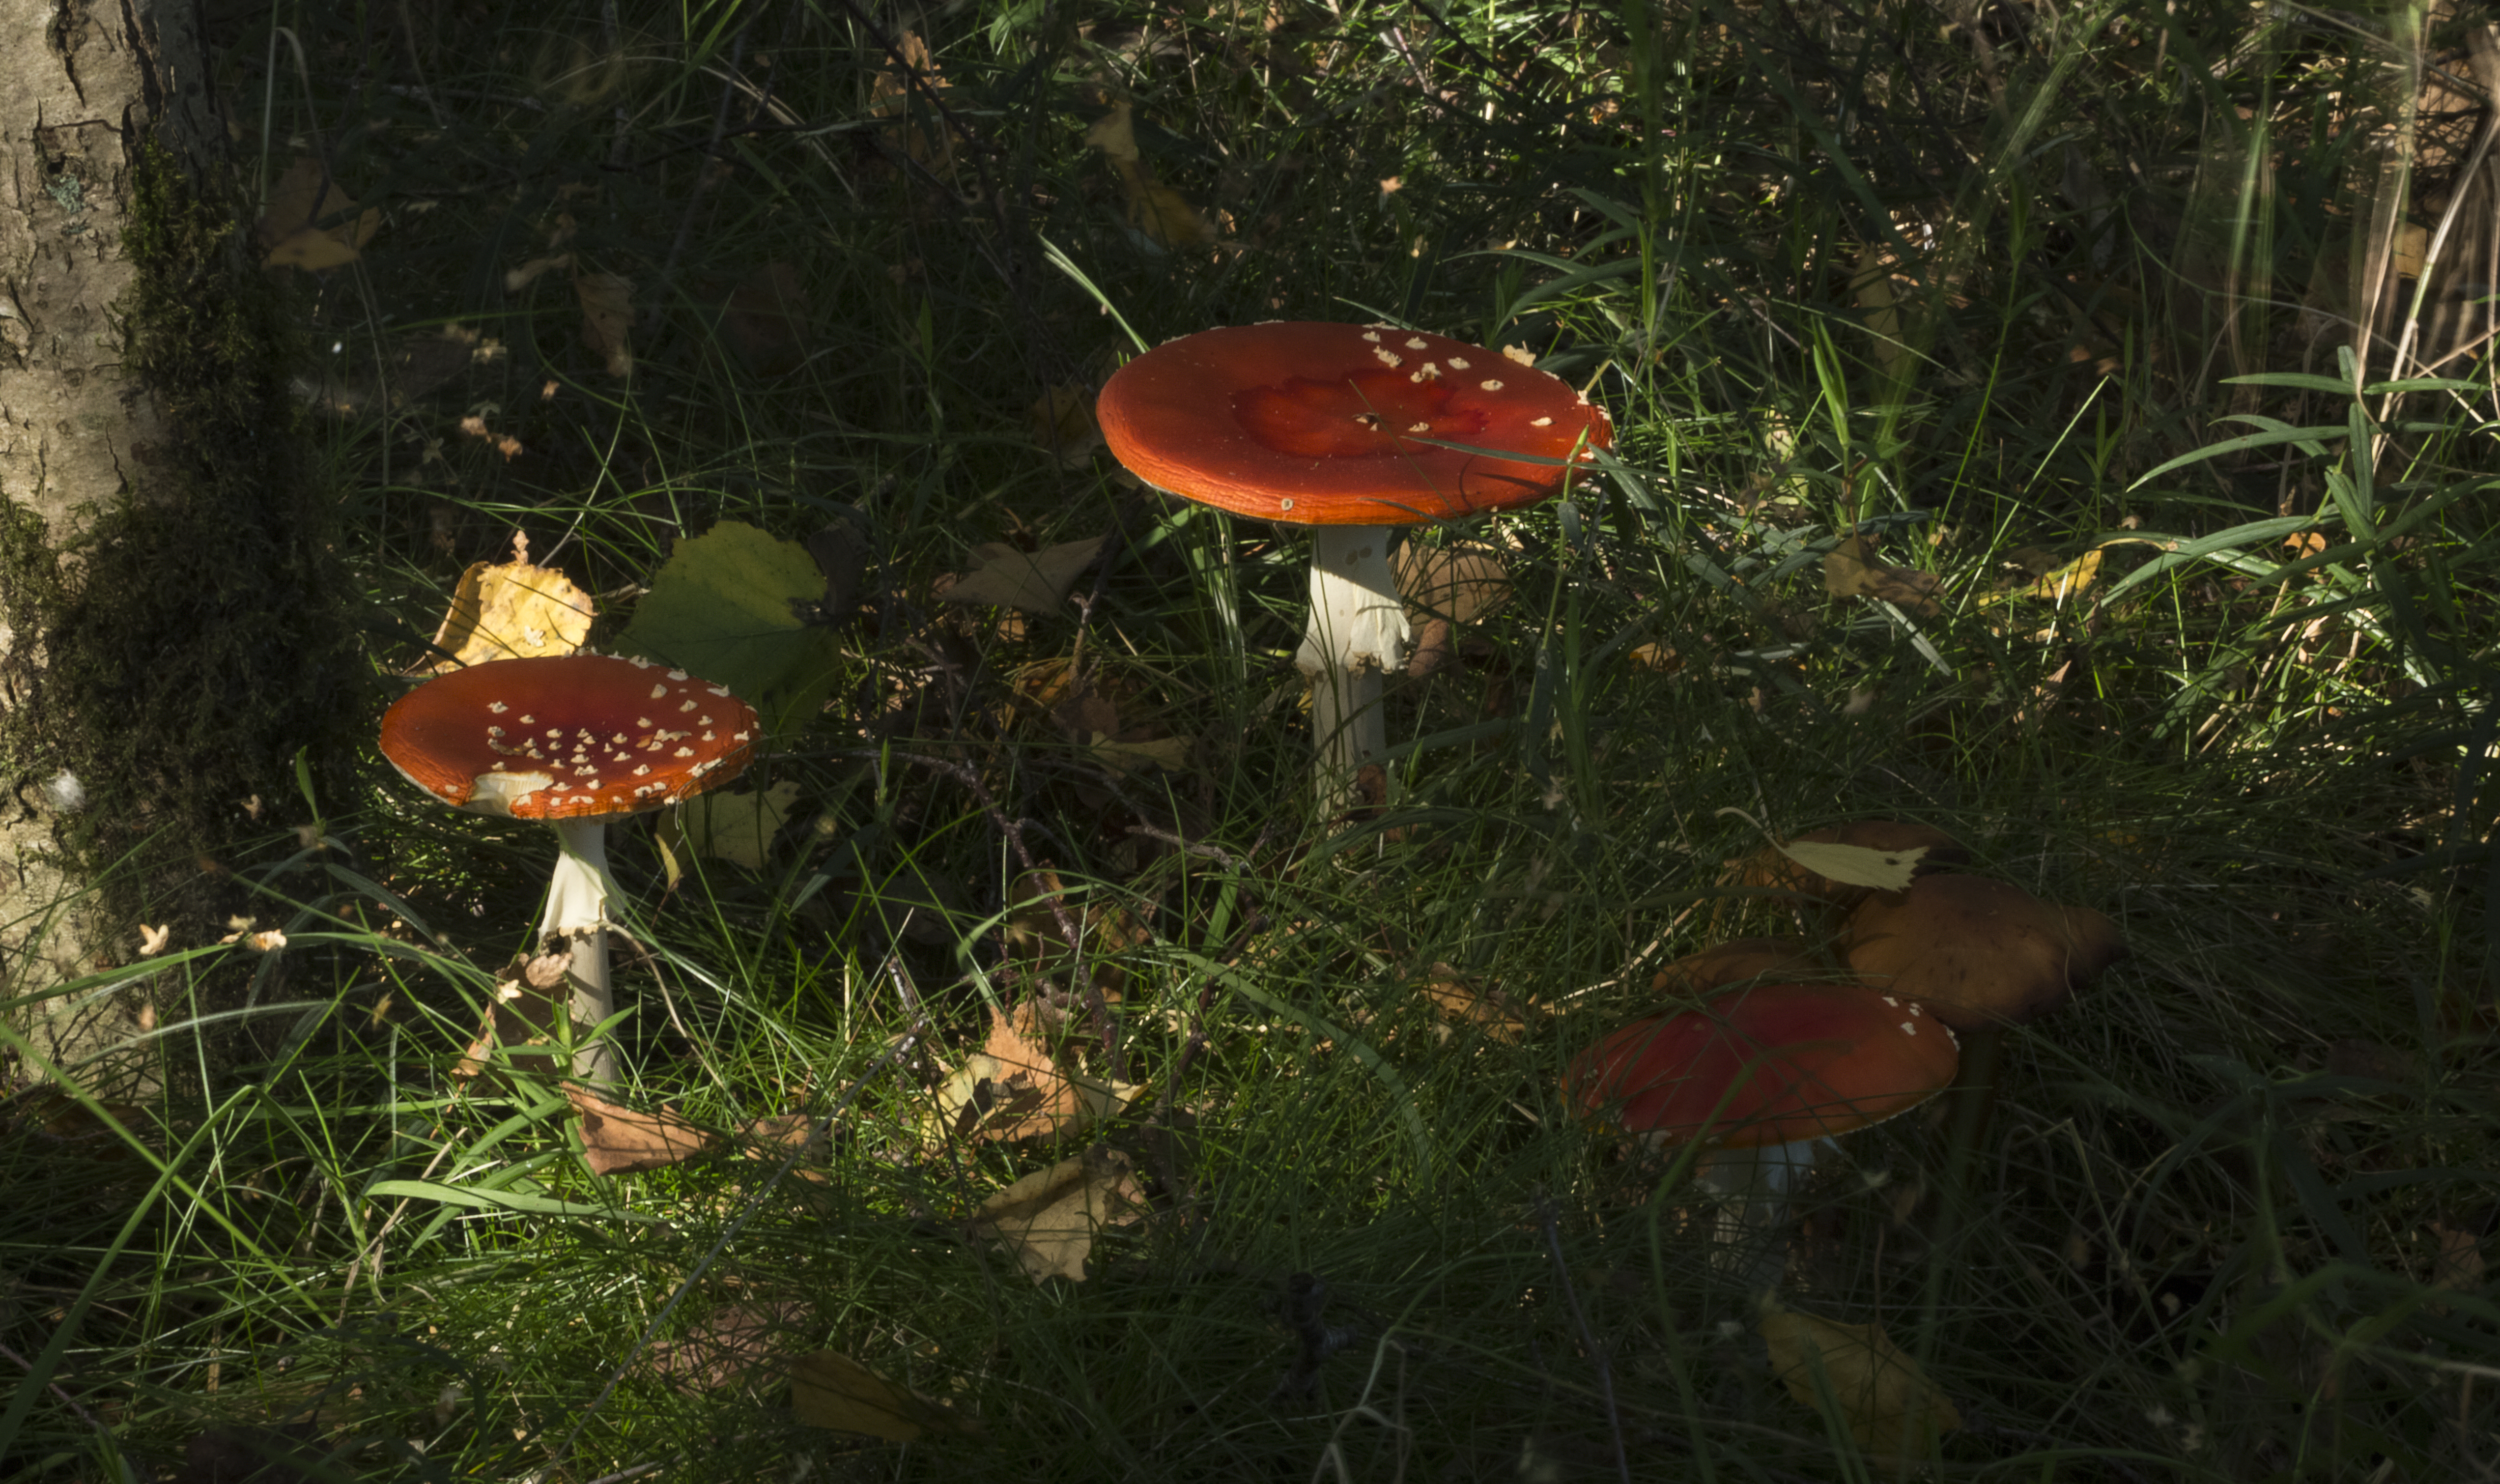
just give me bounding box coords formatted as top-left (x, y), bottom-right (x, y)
top-left (971, 1144), bottom-right (1146, 1283)
top-left (928, 1003), bottom-right (1140, 1147)
top-left (790, 1349), bottom-right (969, 1439)
top-left (565, 1087), bottom-right (719, 1176)
top-left (1825, 531), bottom-right (1941, 617)
top-left (935, 538), bottom-right (1107, 614)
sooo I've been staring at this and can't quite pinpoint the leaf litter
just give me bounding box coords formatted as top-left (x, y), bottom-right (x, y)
top-left (971, 1144), bottom-right (1148, 1283)
top-left (412, 532), bottom-right (594, 671)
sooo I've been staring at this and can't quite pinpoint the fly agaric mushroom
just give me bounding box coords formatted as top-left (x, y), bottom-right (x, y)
top-left (1567, 982), bottom-right (1958, 1285)
top-left (1839, 874), bottom-right (2125, 1032)
top-left (380, 654), bottom-right (758, 1081)
top-left (1097, 322), bottom-right (1610, 812)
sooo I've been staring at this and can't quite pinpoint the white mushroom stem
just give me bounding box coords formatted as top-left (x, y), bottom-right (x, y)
top-left (542, 817), bottom-right (616, 1084)
top-left (1696, 1138), bottom-right (1824, 1293)
top-left (1294, 524), bottom-right (1410, 814)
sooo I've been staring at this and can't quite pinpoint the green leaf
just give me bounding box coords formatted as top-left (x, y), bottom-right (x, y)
top-left (614, 521), bottom-right (847, 744)
top-left (368, 1178), bottom-right (663, 1222)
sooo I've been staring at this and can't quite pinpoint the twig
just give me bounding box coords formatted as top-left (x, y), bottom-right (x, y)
top-left (1538, 1198), bottom-right (1632, 1484)
top-left (0, 1340), bottom-right (109, 1433)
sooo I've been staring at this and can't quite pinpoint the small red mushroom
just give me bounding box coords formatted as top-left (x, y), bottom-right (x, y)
top-left (1098, 322), bottom-right (1610, 811)
top-left (380, 653), bottom-right (758, 1080)
top-left (1567, 982), bottom-right (1959, 1287)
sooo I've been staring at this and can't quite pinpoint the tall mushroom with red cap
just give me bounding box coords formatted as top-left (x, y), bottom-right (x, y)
top-left (1567, 982), bottom-right (1958, 1285)
top-left (1098, 322), bottom-right (1610, 812)
top-left (380, 653), bottom-right (758, 1081)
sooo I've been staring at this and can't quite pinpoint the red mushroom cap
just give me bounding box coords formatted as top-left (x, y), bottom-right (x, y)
top-left (1566, 983), bottom-right (1959, 1150)
top-left (379, 654), bottom-right (759, 821)
top-left (1097, 322), bottom-right (1612, 525)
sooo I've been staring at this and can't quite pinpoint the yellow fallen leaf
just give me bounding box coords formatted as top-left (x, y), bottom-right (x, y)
top-left (972, 1145), bottom-right (1146, 1283)
top-left (1761, 1302), bottom-right (1962, 1471)
top-left (258, 157), bottom-right (380, 271)
top-left (577, 271), bottom-right (635, 378)
top-left (415, 533), bottom-right (595, 672)
top-left (1773, 839), bottom-right (1926, 894)
top-left (504, 252), bottom-right (576, 293)
top-left (936, 537), bottom-right (1107, 614)
top-left (789, 1350), bottom-right (967, 1439)
top-left (1089, 731), bottom-right (1192, 775)
top-left (1084, 102), bottom-right (1218, 251)
top-left (1977, 547), bottom-right (2103, 608)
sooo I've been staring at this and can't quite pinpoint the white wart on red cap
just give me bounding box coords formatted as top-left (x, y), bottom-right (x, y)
top-left (380, 653), bottom-right (758, 820)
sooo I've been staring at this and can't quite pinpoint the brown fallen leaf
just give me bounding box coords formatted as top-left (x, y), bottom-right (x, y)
top-left (577, 271), bottom-right (635, 378)
top-left (1825, 531), bottom-right (1942, 618)
top-left (789, 1349), bottom-right (968, 1439)
top-left (259, 157), bottom-right (380, 271)
top-left (644, 1301), bottom-right (811, 1392)
top-left (1396, 542), bottom-right (1511, 678)
top-left (1760, 1301), bottom-right (1962, 1471)
top-left (415, 531), bottom-right (595, 673)
top-left (1084, 102), bottom-right (1219, 252)
top-left (928, 1003), bottom-right (1141, 1147)
top-left (565, 1087), bottom-right (719, 1176)
top-left (935, 537), bottom-right (1107, 614)
top-left (869, 30), bottom-right (958, 181)
top-left (450, 946), bottom-right (574, 1081)
top-left (971, 1144), bottom-right (1146, 1282)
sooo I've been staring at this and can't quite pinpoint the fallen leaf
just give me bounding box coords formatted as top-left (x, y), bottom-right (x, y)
top-left (790, 1349), bottom-right (967, 1439)
top-left (1721, 817), bottom-right (1969, 911)
top-left (577, 271), bottom-right (635, 378)
top-left (1090, 731), bottom-right (1192, 775)
top-left (259, 157), bottom-right (380, 271)
top-left (1416, 963), bottom-right (1533, 1042)
top-left (1084, 103), bottom-right (1218, 251)
top-left (666, 780), bottom-right (804, 872)
top-left (504, 252), bottom-right (576, 292)
top-left (971, 1145), bottom-right (1146, 1282)
top-left (1760, 1301), bottom-right (1961, 1471)
top-left (1979, 548), bottom-right (2103, 608)
top-left (1627, 643), bottom-right (1683, 673)
top-left (565, 1087), bottom-right (719, 1176)
top-left (869, 31), bottom-right (957, 180)
top-left (644, 1302), bottom-right (811, 1392)
top-left (415, 532), bottom-right (596, 672)
top-left (137, 924), bottom-right (172, 957)
top-left (1002, 866), bottom-right (1150, 998)
top-left (1777, 839), bottom-right (1927, 894)
top-left (1825, 532), bottom-right (1941, 617)
top-left (936, 537), bottom-right (1107, 614)
top-left (929, 1004), bottom-right (1142, 1146)
top-left (2430, 1220), bottom-right (2485, 1314)
top-left (1026, 383), bottom-right (1103, 467)
top-left (450, 947), bottom-right (574, 1080)
top-left (718, 262), bottom-right (810, 374)
top-left (1397, 542), bottom-right (1511, 678)
top-left (614, 520), bottom-right (848, 743)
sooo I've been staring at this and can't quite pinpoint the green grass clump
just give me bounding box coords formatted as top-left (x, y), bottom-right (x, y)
top-left (6, 0), bottom-right (2499, 1479)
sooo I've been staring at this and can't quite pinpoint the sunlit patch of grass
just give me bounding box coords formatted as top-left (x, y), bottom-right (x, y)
top-left (4, 0), bottom-right (2496, 1477)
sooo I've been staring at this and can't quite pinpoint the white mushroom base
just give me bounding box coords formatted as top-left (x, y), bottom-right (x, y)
top-left (1294, 524), bottom-right (1410, 815)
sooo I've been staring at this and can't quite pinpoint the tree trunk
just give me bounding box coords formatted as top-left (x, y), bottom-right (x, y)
top-left (0, 0), bottom-right (360, 1090)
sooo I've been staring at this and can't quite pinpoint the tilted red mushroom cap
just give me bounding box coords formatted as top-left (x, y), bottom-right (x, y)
top-left (380, 654), bottom-right (759, 820)
top-left (1097, 322), bottom-right (1612, 525)
top-left (1567, 983), bottom-right (1959, 1150)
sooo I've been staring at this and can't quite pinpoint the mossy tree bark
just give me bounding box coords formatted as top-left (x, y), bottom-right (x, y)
top-left (0, 0), bottom-right (360, 1088)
